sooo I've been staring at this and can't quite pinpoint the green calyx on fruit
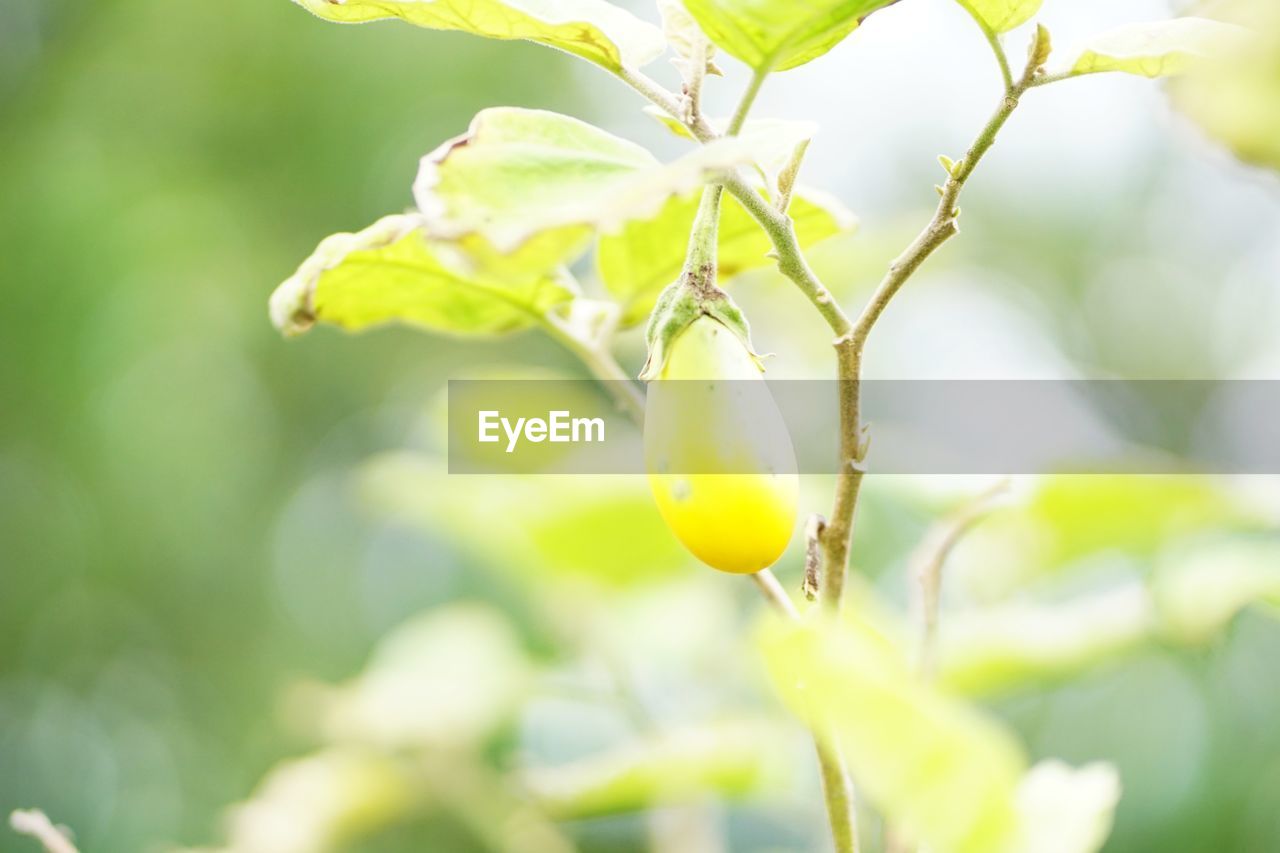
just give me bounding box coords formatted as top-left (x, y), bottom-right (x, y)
top-left (638, 269), bottom-right (760, 382)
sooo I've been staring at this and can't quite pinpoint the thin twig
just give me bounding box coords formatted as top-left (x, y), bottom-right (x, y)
top-left (538, 313), bottom-right (645, 422)
top-left (726, 66), bottom-right (770, 136)
top-left (752, 570), bottom-right (800, 621)
top-left (909, 480), bottom-right (1010, 678)
top-left (1031, 69), bottom-right (1072, 88)
top-left (754, 566), bottom-right (857, 853)
top-left (955, 1), bottom-right (1014, 91)
top-left (618, 66), bottom-right (717, 142)
top-left (819, 27), bottom-right (1050, 615)
top-left (686, 183), bottom-right (725, 274)
top-left (682, 36), bottom-right (710, 125)
top-left (814, 734), bottom-right (858, 853)
top-left (881, 480), bottom-right (1009, 853)
top-left (850, 34), bottom-right (1046, 355)
top-left (718, 174), bottom-right (854, 336)
top-left (10, 811), bottom-right (79, 853)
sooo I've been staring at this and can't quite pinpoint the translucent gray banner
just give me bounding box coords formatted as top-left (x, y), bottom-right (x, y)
top-left (447, 380), bottom-right (1280, 475)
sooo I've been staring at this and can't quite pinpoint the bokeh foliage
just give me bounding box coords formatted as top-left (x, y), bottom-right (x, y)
top-left (3, 1), bottom-right (1280, 852)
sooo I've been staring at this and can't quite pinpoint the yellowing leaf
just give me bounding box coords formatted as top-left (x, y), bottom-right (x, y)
top-left (598, 187), bottom-right (855, 325)
top-left (414, 109), bottom-right (656, 261)
top-left (414, 108), bottom-right (814, 257)
top-left (956, 0), bottom-right (1042, 34)
top-left (682, 0), bottom-right (901, 72)
top-left (269, 214), bottom-right (577, 338)
top-left (1172, 3), bottom-right (1280, 172)
top-left (760, 616), bottom-right (1121, 853)
top-left (289, 0), bottom-right (665, 74)
top-left (761, 616), bottom-right (1025, 852)
top-left (1059, 17), bottom-right (1248, 79)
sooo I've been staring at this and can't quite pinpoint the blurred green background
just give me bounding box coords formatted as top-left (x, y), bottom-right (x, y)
top-left (2, 1), bottom-right (1279, 851)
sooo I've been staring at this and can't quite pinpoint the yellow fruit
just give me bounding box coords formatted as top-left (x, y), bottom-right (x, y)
top-left (644, 315), bottom-right (799, 574)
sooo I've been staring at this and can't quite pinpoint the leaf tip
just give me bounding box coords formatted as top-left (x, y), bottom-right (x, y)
top-left (269, 271), bottom-right (317, 337)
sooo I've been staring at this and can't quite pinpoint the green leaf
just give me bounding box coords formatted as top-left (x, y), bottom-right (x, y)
top-left (938, 584), bottom-right (1153, 696)
top-left (269, 214), bottom-right (577, 338)
top-left (301, 605), bottom-right (532, 748)
top-left (598, 187), bottom-right (855, 325)
top-left (362, 452), bottom-right (694, 587)
top-left (525, 720), bottom-right (783, 819)
top-left (938, 538), bottom-right (1280, 695)
top-left (949, 476), bottom-right (1248, 599)
top-left (761, 616), bottom-right (1025, 852)
top-left (220, 750), bottom-right (419, 852)
top-left (289, 0), bottom-right (665, 74)
top-left (415, 109), bottom-right (655, 262)
top-left (760, 616), bottom-right (1120, 853)
top-left (415, 107), bottom-right (813, 258)
top-left (956, 0), bottom-right (1041, 34)
top-left (1171, 4), bottom-right (1280, 172)
top-left (682, 0), bottom-right (900, 71)
top-left (1016, 761), bottom-right (1120, 853)
top-left (1153, 540), bottom-right (1280, 643)
top-left (1058, 17), bottom-right (1248, 79)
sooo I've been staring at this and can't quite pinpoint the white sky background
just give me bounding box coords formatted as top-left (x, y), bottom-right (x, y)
top-left (590, 0), bottom-right (1280, 381)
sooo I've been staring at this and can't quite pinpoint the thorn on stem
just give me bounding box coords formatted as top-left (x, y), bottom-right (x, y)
top-left (855, 424), bottom-right (872, 462)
